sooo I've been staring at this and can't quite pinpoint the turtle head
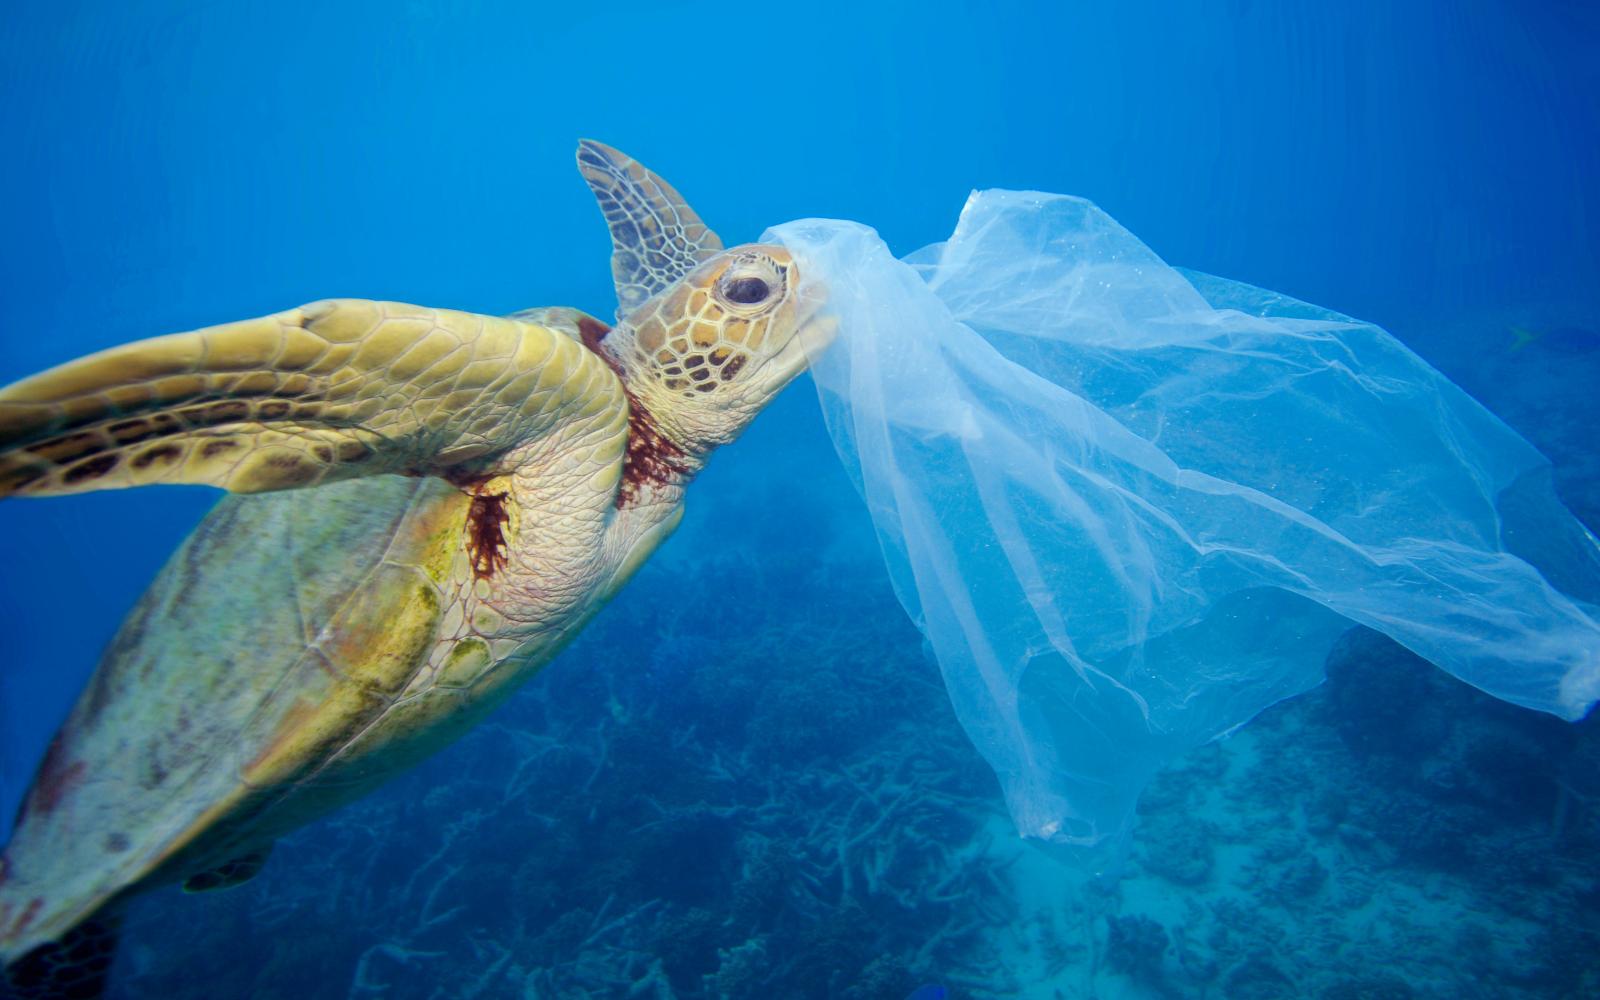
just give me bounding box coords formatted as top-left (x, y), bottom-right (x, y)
top-left (604, 245), bottom-right (829, 451)
top-left (577, 140), bottom-right (833, 456)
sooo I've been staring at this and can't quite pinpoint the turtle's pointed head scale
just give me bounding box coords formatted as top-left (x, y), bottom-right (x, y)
top-left (602, 245), bottom-right (833, 454)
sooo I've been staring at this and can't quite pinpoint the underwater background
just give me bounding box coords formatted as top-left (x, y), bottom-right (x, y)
top-left (2, 1), bottom-right (1597, 997)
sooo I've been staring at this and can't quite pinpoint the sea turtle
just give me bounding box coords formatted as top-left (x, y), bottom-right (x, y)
top-left (0, 141), bottom-right (832, 998)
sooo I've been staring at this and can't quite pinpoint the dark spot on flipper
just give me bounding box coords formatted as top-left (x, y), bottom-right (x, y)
top-left (313, 444), bottom-right (334, 463)
top-left (258, 400), bottom-right (292, 420)
top-left (337, 439), bottom-right (372, 463)
top-left (139, 754), bottom-right (168, 791)
top-left (107, 411), bottom-right (184, 448)
top-left (25, 431), bottom-right (100, 465)
top-left (107, 419), bottom-right (158, 445)
top-left (177, 399), bottom-right (250, 429)
top-left (259, 453), bottom-right (317, 487)
top-left (466, 490), bottom-right (511, 581)
top-left (131, 444), bottom-right (182, 469)
top-left (3, 463), bottom-right (49, 493)
top-left (200, 438), bottom-right (239, 459)
top-left (60, 453), bottom-right (119, 485)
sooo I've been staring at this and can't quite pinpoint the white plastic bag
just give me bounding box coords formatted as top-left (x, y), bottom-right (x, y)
top-left (766, 191), bottom-right (1600, 844)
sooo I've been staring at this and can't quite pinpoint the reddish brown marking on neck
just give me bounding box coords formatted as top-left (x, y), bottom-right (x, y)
top-left (574, 316), bottom-right (696, 510)
top-left (617, 389), bottom-right (693, 508)
top-left (466, 490), bottom-right (511, 581)
top-left (577, 315), bottom-right (611, 354)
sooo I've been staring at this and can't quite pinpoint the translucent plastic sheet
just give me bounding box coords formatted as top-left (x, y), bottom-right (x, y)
top-left (764, 191), bottom-right (1600, 845)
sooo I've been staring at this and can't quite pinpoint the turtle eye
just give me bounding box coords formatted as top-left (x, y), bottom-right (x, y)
top-left (724, 276), bottom-right (770, 305)
top-left (713, 252), bottom-right (785, 312)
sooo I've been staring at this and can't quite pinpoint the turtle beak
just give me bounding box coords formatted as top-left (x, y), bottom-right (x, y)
top-left (792, 270), bottom-right (837, 355)
top-left (761, 280), bottom-right (837, 384)
top-left (794, 309), bottom-right (839, 365)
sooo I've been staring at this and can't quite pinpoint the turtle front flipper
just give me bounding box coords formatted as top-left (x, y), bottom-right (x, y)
top-left (0, 299), bottom-right (623, 497)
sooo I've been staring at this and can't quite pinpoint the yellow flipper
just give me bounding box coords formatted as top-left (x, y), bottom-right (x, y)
top-left (0, 298), bottom-right (621, 497)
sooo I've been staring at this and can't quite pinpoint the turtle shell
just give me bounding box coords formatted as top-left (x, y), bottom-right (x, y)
top-left (0, 474), bottom-right (470, 962)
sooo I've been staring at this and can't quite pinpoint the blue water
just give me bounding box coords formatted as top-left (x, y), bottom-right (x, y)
top-left (2, 2), bottom-right (1596, 997)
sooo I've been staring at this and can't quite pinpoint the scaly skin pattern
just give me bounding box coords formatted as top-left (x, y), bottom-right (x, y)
top-left (0, 311), bottom-right (647, 963)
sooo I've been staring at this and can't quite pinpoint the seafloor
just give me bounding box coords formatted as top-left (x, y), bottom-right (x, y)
top-left (99, 321), bottom-right (1599, 1000)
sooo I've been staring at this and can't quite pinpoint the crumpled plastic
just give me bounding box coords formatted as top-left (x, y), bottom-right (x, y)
top-left (764, 191), bottom-right (1600, 845)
